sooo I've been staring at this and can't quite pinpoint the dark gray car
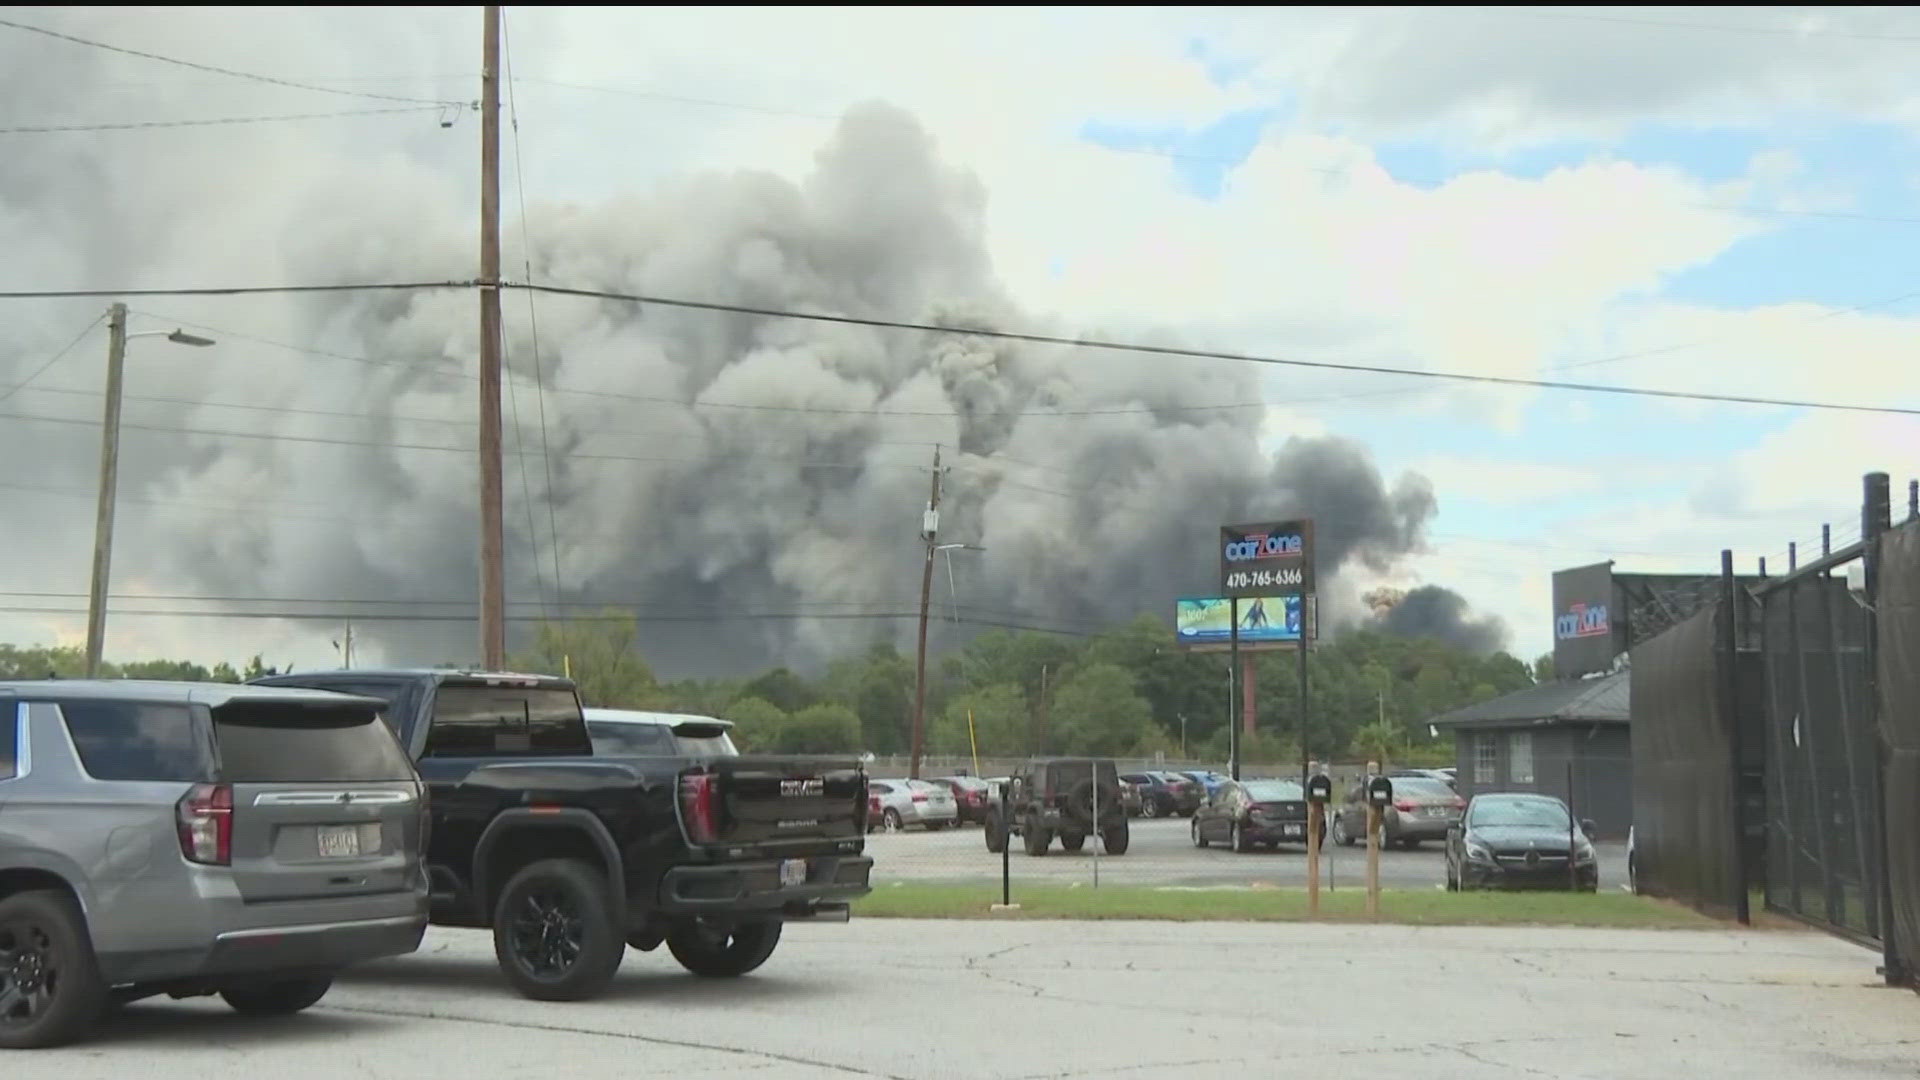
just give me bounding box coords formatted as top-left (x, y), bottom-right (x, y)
top-left (0, 681), bottom-right (430, 1048)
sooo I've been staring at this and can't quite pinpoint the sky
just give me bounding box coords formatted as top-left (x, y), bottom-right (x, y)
top-left (1, 6), bottom-right (1917, 676)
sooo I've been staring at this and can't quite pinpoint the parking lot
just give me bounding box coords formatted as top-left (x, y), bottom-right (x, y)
top-left (49, 919), bottom-right (1914, 1079)
top-left (868, 816), bottom-right (1633, 891)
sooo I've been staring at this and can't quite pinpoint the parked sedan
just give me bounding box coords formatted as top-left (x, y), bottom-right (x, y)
top-left (1176, 770), bottom-right (1230, 800)
top-left (929, 775), bottom-right (994, 824)
top-left (1331, 775), bottom-right (1463, 848)
top-left (1446, 792), bottom-right (1599, 892)
top-left (868, 778), bottom-right (960, 832)
top-left (1388, 767), bottom-right (1458, 792)
top-left (1121, 772), bottom-right (1203, 817)
top-left (1191, 779), bottom-right (1322, 852)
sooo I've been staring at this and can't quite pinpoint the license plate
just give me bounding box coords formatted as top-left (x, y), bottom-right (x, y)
top-left (779, 858), bottom-right (807, 887)
top-left (317, 824), bottom-right (361, 858)
top-left (1283, 824), bottom-right (1303, 837)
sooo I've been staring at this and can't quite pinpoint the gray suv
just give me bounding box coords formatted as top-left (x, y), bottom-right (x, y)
top-left (0, 681), bottom-right (430, 1048)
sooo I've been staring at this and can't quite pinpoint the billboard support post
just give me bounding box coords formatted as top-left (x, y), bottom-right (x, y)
top-left (1298, 631), bottom-right (1309, 788)
top-left (1228, 597), bottom-right (1241, 782)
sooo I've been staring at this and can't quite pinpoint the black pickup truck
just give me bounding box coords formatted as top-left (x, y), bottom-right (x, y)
top-left (249, 668), bottom-right (872, 1001)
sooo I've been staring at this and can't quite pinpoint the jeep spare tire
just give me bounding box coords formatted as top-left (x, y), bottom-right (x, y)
top-left (1063, 777), bottom-right (1121, 828)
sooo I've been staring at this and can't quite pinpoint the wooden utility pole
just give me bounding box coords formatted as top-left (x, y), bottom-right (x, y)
top-left (83, 302), bottom-right (128, 679)
top-left (908, 446), bottom-right (942, 779)
top-left (478, 4), bottom-right (507, 669)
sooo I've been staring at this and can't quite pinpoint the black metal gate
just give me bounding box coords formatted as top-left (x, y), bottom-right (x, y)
top-left (1754, 473), bottom-right (1907, 984)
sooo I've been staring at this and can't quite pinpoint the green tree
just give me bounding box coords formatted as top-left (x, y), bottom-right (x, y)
top-left (1044, 663), bottom-right (1166, 757)
top-left (773, 703), bottom-right (863, 754)
top-left (741, 667), bottom-right (818, 715)
top-left (721, 697), bottom-right (787, 752)
top-left (934, 683), bottom-right (1030, 758)
top-left (1350, 719), bottom-right (1403, 765)
top-left (509, 610), bottom-right (661, 708)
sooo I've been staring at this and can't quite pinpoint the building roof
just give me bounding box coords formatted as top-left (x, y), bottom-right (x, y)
top-left (1428, 669), bottom-right (1630, 730)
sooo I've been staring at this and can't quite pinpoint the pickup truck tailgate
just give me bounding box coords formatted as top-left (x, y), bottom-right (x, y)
top-left (686, 756), bottom-right (865, 850)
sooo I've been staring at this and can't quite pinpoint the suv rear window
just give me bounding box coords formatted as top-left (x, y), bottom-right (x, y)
top-left (586, 721), bottom-right (738, 758)
top-left (59, 700), bottom-right (212, 782)
top-left (212, 701), bottom-right (415, 782)
top-left (426, 685), bottom-right (587, 757)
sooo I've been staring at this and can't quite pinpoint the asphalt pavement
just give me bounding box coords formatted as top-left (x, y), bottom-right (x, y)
top-left (45, 919), bottom-right (1910, 1078)
top-left (868, 815), bottom-right (1632, 891)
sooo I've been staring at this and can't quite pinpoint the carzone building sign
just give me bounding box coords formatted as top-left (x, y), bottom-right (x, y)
top-left (1551, 561), bottom-right (1619, 680)
top-left (1219, 519), bottom-right (1314, 598)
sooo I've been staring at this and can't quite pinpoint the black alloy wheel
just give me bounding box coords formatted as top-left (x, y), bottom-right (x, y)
top-left (0, 891), bottom-right (106, 1050)
top-left (492, 858), bottom-right (624, 1002)
top-left (511, 882), bottom-right (585, 980)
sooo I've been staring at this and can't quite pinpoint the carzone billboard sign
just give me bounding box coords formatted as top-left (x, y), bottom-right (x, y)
top-left (1220, 519), bottom-right (1314, 598)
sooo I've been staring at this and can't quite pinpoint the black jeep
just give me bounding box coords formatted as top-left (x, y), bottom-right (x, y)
top-left (983, 758), bottom-right (1130, 857)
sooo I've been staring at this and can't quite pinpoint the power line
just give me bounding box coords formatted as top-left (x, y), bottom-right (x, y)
top-left (0, 604), bottom-right (1096, 635)
top-left (0, 15), bottom-right (469, 107)
top-left (0, 281), bottom-right (472, 300)
top-left (0, 313), bottom-right (102, 403)
top-left (513, 281), bottom-right (1920, 418)
top-left (502, 11), bottom-right (565, 609)
top-left (511, 72), bottom-right (1920, 229)
top-left (0, 106), bottom-right (446, 135)
top-left (0, 406), bottom-right (940, 471)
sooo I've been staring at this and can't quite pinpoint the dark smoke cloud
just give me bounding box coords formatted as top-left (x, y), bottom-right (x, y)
top-left (1363, 585), bottom-right (1509, 656)
top-left (0, 14), bottom-right (1457, 676)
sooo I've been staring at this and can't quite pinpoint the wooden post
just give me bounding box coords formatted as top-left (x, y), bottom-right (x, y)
top-left (83, 303), bottom-right (127, 679)
top-left (478, 4), bottom-right (506, 669)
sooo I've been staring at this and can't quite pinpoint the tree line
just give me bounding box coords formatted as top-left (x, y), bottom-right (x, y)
top-left (514, 610), bottom-right (1540, 764)
top-left (1, 613), bottom-right (1545, 766)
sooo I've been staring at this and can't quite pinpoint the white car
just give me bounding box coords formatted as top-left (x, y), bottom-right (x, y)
top-left (868, 778), bottom-right (959, 832)
top-left (582, 707), bottom-right (740, 757)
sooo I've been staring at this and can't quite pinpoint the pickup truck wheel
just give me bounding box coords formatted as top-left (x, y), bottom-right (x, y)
top-left (1058, 832), bottom-right (1086, 853)
top-left (493, 858), bottom-right (624, 1002)
top-left (667, 919), bottom-right (782, 978)
top-left (219, 975), bottom-right (333, 1016)
top-left (0, 890), bottom-right (107, 1050)
top-left (1101, 824), bottom-right (1130, 855)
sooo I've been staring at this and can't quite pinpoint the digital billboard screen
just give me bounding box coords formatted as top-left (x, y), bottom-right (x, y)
top-left (1552, 561), bottom-right (1619, 680)
top-left (1175, 595), bottom-right (1304, 648)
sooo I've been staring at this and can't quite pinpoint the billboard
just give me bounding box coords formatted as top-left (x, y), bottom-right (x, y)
top-left (1552, 561), bottom-right (1618, 680)
top-left (1175, 595), bottom-right (1306, 650)
top-left (1220, 519), bottom-right (1314, 598)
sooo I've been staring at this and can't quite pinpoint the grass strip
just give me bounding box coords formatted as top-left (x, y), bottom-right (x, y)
top-left (853, 882), bottom-right (1721, 929)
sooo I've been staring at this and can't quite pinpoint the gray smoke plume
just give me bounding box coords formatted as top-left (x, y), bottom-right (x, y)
top-left (0, 18), bottom-right (1454, 677)
top-left (1361, 585), bottom-right (1509, 656)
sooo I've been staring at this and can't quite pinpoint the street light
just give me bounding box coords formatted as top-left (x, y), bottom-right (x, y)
top-left (84, 305), bottom-right (217, 677)
top-left (935, 543), bottom-right (984, 622)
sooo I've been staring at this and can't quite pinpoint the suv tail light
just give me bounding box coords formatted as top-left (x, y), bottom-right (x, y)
top-left (680, 773), bottom-right (718, 843)
top-left (177, 783), bottom-right (233, 866)
top-left (911, 792), bottom-right (928, 803)
top-left (1393, 798), bottom-right (1417, 812)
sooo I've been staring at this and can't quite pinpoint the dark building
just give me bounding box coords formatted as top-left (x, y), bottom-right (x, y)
top-left (1429, 670), bottom-right (1631, 839)
top-left (1422, 561), bottom-right (1763, 841)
